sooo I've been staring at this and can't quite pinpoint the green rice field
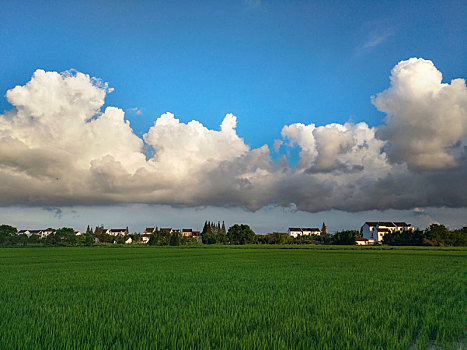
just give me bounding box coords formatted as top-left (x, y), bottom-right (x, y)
top-left (0, 246), bottom-right (466, 349)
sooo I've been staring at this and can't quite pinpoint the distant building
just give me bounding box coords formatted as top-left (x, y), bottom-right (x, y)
top-left (18, 229), bottom-right (55, 238)
top-left (182, 229), bottom-right (192, 237)
top-left (192, 231), bottom-right (202, 242)
top-left (144, 227), bottom-right (156, 234)
top-left (106, 228), bottom-right (129, 237)
top-left (360, 222), bottom-right (414, 243)
top-left (18, 230), bottom-right (41, 238)
top-left (41, 228), bottom-right (56, 238)
top-left (141, 234), bottom-right (151, 244)
top-left (288, 227), bottom-right (320, 238)
top-left (355, 238), bottom-right (375, 245)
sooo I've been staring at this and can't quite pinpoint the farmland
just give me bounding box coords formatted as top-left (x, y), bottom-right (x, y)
top-left (0, 246), bottom-right (465, 349)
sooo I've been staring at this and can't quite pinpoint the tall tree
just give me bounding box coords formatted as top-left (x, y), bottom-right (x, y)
top-left (55, 227), bottom-right (77, 246)
top-left (227, 224), bottom-right (257, 245)
top-left (332, 230), bottom-right (359, 245)
top-left (169, 231), bottom-right (181, 246)
top-left (0, 225), bottom-right (17, 247)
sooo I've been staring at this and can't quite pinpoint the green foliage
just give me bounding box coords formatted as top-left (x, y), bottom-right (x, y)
top-left (169, 232), bottom-right (181, 246)
top-left (28, 234), bottom-right (41, 244)
top-left (42, 233), bottom-right (57, 246)
top-left (425, 224), bottom-right (467, 246)
top-left (148, 229), bottom-right (171, 246)
top-left (383, 229), bottom-right (426, 246)
top-left (0, 225), bottom-right (17, 247)
top-left (0, 247), bottom-right (465, 349)
top-left (381, 225), bottom-right (467, 247)
top-left (332, 230), bottom-right (360, 245)
top-left (263, 232), bottom-right (291, 244)
top-left (55, 227), bottom-right (77, 246)
top-left (83, 233), bottom-right (94, 246)
top-left (227, 224), bottom-right (257, 244)
top-left (202, 220), bottom-right (227, 244)
top-left (114, 235), bottom-right (126, 244)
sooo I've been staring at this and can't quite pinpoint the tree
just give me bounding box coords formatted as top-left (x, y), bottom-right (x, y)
top-left (221, 221), bottom-right (226, 234)
top-left (55, 227), bottom-right (77, 246)
top-left (28, 234), bottom-right (41, 244)
top-left (227, 224), bottom-right (257, 245)
top-left (332, 230), bottom-right (360, 245)
top-left (0, 224), bottom-right (17, 247)
top-left (264, 232), bottom-right (290, 245)
top-left (42, 233), bottom-right (57, 246)
top-left (149, 229), bottom-right (171, 246)
top-left (383, 229), bottom-right (425, 246)
top-left (425, 224), bottom-right (467, 246)
top-left (169, 231), bottom-right (181, 246)
top-left (425, 224), bottom-right (450, 246)
top-left (83, 233), bottom-right (94, 246)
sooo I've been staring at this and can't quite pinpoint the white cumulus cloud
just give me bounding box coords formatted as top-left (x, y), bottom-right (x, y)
top-left (0, 59), bottom-right (466, 213)
top-left (372, 57), bottom-right (467, 170)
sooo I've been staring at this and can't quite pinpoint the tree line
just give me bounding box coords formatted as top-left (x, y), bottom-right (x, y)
top-left (147, 223), bottom-right (257, 246)
top-left (1, 223), bottom-right (466, 247)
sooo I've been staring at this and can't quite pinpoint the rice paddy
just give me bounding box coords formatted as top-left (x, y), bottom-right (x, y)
top-left (0, 246), bottom-right (465, 349)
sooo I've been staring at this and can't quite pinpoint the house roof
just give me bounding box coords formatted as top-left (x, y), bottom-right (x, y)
top-left (19, 229), bottom-right (41, 234)
top-left (182, 229), bottom-right (192, 232)
top-left (393, 222), bottom-right (410, 227)
top-left (365, 221), bottom-right (402, 227)
top-left (289, 227), bottom-right (302, 231)
top-left (380, 222), bottom-right (397, 227)
top-left (144, 227), bottom-right (155, 232)
top-left (356, 238), bottom-right (368, 241)
top-left (302, 227), bottom-right (320, 231)
top-left (109, 228), bottom-right (127, 232)
top-left (365, 222), bottom-right (379, 226)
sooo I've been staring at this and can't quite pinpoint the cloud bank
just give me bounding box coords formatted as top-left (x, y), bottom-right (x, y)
top-left (1, 58), bottom-right (466, 212)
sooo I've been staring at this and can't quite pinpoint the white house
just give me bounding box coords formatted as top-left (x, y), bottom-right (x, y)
top-left (18, 229), bottom-right (53, 238)
top-left (355, 238), bottom-right (375, 245)
top-left (182, 229), bottom-right (192, 237)
top-left (360, 222), bottom-right (414, 243)
top-left (302, 227), bottom-right (321, 236)
top-left (106, 228), bottom-right (129, 237)
top-left (40, 228), bottom-right (56, 238)
top-left (141, 234), bottom-right (151, 244)
top-left (125, 237), bottom-right (132, 244)
top-left (288, 227), bottom-right (321, 238)
top-left (18, 230), bottom-right (39, 238)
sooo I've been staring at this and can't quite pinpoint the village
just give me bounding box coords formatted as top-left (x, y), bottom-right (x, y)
top-left (2, 221), bottom-right (425, 246)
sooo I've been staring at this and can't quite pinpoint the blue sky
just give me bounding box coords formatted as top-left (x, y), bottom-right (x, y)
top-left (0, 1), bottom-right (466, 233)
